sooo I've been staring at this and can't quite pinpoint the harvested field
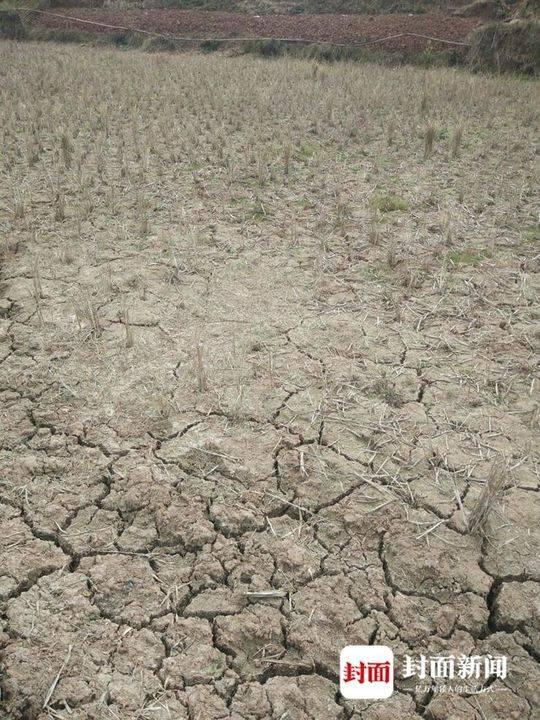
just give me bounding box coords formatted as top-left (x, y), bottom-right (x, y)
top-left (33, 8), bottom-right (483, 53)
top-left (1, 40), bottom-right (539, 719)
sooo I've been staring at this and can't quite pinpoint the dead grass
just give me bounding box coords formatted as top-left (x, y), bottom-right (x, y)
top-left (424, 123), bottom-right (436, 158)
top-left (467, 461), bottom-right (508, 534)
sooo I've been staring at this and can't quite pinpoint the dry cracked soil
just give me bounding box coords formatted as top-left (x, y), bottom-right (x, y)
top-left (0, 40), bottom-right (539, 720)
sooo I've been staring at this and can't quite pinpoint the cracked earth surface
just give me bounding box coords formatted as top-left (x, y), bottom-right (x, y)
top-left (0, 41), bottom-right (539, 719)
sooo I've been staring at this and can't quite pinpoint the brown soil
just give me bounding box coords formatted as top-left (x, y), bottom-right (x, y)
top-left (35, 8), bottom-right (483, 52)
top-left (0, 41), bottom-right (539, 720)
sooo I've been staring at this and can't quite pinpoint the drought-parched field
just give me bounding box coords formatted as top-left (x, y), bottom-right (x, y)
top-left (1, 41), bottom-right (539, 719)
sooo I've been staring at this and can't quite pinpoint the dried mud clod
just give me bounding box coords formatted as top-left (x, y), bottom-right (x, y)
top-left (0, 41), bottom-right (539, 720)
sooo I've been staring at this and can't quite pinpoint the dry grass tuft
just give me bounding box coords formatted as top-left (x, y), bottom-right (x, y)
top-left (441, 212), bottom-right (452, 245)
top-left (62, 242), bottom-right (75, 265)
top-left (76, 300), bottom-right (102, 339)
top-left (283, 142), bottom-right (292, 176)
top-left (467, 462), bottom-right (507, 534)
top-left (123, 308), bottom-right (134, 348)
top-left (451, 125), bottom-right (463, 158)
top-left (386, 243), bottom-right (400, 269)
top-left (54, 192), bottom-right (66, 223)
top-left (12, 190), bottom-right (25, 219)
top-left (424, 124), bottom-right (436, 159)
top-left (32, 258), bottom-right (43, 300)
top-left (368, 214), bottom-right (381, 246)
top-left (196, 341), bottom-right (208, 392)
top-left (387, 118), bottom-right (396, 147)
top-left (61, 131), bottom-right (73, 169)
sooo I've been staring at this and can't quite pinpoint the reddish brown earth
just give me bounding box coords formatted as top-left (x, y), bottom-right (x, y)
top-left (36, 8), bottom-right (483, 52)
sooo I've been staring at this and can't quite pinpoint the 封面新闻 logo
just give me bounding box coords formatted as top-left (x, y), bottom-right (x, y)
top-left (340, 645), bottom-right (394, 699)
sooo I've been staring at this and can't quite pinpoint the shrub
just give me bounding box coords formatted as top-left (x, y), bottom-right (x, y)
top-left (142, 36), bottom-right (182, 52)
top-left (29, 27), bottom-right (96, 44)
top-left (454, 1), bottom-right (507, 20)
top-left (468, 19), bottom-right (540, 74)
top-left (0, 10), bottom-right (26, 39)
top-left (200, 39), bottom-right (221, 53)
top-left (247, 39), bottom-right (287, 57)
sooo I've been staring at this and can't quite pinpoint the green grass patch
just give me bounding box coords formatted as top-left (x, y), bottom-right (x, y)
top-left (370, 193), bottom-right (409, 213)
top-left (447, 248), bottom-right (488, 267)
top-left (295, 142), bottom-right (317, 163)
top-left (247, 198), bottom-right (268, 221)
top-left (521, 223), bottom-right (540, 244)
top-left (0, 9), bottom-right (26, 39)
top-left (200, 39), bottom-right (222, 53)
top-left (358, 262), bottom-right (390, 282)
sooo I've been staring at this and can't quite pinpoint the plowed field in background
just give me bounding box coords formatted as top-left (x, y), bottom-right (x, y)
top-left (36, 9), bottom-right (483, 52)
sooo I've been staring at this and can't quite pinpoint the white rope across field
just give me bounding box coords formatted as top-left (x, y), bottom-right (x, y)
top-left (21, 8), bottom-right (473, 48)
